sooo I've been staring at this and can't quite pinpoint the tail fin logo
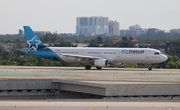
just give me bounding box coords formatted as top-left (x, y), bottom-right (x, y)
top-left (26, 35), bottom-right (42, 52)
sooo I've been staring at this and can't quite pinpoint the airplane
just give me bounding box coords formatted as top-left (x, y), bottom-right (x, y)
top-left (21, 26), bottom-right (168, 70)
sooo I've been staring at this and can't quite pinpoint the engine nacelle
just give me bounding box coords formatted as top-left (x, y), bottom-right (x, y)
top-left (94, 59), bottom-right (108, 67)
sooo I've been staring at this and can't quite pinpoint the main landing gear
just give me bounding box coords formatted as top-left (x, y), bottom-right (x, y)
top-left (85, 65), bottom-right (91, 70)
top-left (96, 67), bottom-right (102, 70)
top-left (85, 65), bottom-right (102, 70)
top-left (148, 67), bottom-right (152, 71)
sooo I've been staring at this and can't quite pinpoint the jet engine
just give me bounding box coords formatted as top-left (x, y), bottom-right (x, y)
top-left (94, 59), bottom-right (108, 67)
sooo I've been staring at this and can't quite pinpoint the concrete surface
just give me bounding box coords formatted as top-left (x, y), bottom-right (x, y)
top-left (0, 101), bottom-right (180, 110)
top-left (0, 66), bottom-right (180, 83)
top-left (0, 66), bottom-right (180, 99)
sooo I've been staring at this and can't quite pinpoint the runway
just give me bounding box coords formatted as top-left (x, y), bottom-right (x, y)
top-left (0, 66), bottom-right (180, 84)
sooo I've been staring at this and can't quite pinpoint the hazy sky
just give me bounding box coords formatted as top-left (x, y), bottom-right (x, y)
top-left (0, 0), bottom-right (180, 34)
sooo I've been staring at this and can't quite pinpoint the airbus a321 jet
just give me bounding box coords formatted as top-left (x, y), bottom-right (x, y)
top-left (21, 26), bottom-right (168, 70)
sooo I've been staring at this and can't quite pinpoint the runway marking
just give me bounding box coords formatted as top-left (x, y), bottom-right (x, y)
top-left (87, 106), bottom-right (96, 110)
top-left (9, 106), bottom-right (19, 110)
top-left (166, 107), bottom-right (173, 110)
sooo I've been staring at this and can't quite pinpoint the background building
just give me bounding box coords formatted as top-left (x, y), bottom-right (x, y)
top-left (120, 29), bottom-right (129, 36)
top-left (34, 31), bottom-right (51, 36)
top-left (129, 24), bottom-right (146, 36)
top-left (18, 29), bottom-right (24, 36)
top-left (120, 24), bottom-right (147, 36)
top-left (76, 17), bottom-right (109, 36)
top-left (170, 28), bottom-right (180, 35)
top-left (109, 21), bottom-right (120, 36)
top-left (147, 28), bottom-right (160, 33)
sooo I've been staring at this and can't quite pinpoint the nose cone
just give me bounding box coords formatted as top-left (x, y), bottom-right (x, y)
top-left (162, 54), bottom-right (168, 62)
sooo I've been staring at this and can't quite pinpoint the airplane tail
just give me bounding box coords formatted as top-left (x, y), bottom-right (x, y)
top-left (23, 26), bottom-right (46, 51)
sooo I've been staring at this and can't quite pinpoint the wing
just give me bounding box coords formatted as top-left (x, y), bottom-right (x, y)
top-left (56, 53), bottom-right (104, 63)
top-left (59, 53), bottom-right (102, 59)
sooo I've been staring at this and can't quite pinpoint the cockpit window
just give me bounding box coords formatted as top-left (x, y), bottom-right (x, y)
top-left (154, 52), bottom-right (160, 55)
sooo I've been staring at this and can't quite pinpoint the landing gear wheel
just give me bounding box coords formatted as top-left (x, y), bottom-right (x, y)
top-left (96, 67), bottom-right (102, 70)
top-left (148, 67), bottom-right (152, 71)
top-left (85, 65), bottom-right (91, 70)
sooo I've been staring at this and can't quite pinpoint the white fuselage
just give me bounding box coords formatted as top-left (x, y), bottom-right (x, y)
top-left (49, 47), bottom-right (168, 64)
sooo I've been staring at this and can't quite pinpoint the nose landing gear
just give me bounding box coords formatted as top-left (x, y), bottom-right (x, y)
top-left (148, 64), bottom-right (152, 71)
top-left (148, 66), bottom-right (152, 71)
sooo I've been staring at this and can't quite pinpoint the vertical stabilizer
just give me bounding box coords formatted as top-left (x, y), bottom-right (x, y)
top-left (23, 26), bottom-right (45, 52)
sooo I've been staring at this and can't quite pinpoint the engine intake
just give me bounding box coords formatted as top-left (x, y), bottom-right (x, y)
top-left (94, 59), bottom-right (108, 67)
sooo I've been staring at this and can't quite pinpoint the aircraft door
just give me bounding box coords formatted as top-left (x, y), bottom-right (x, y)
top-left (145, 50), bottom-right (150, 58)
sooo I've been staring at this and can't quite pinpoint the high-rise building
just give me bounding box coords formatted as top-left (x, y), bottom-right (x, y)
top-left (120, 24), bottom-right (147, 36)
top-left (120, 29), bottom-right (129, 36)
top-left (18, 29), bottom-right (24, 36)
top-left (128, 24), bottom-right (147, 36)
top-left (76, 17), bottom-right (109, 36)
top-left (109, 21), bottom-right (120, 36)
top-left (129, 24), bottom-right (141, 36)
